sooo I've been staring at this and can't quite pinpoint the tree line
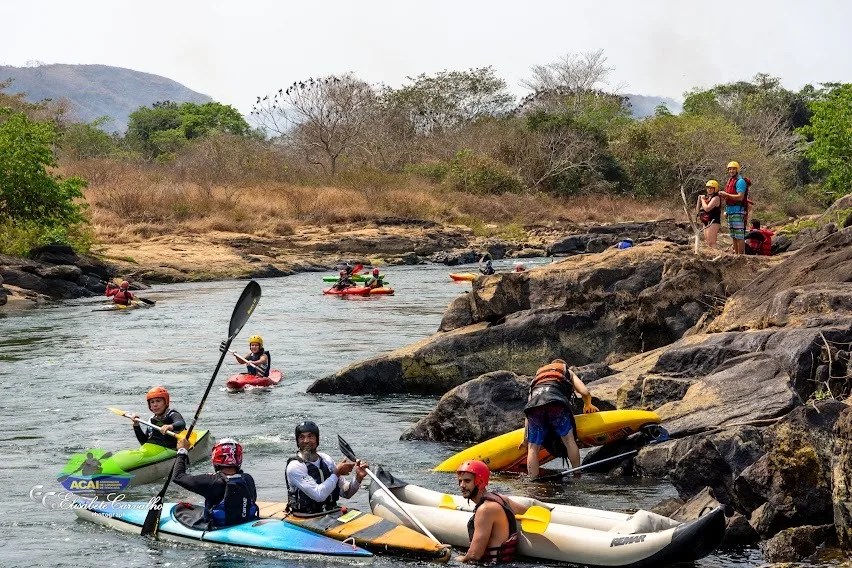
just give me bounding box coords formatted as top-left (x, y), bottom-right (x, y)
top-left (1, 50), bottom-right (851, 255)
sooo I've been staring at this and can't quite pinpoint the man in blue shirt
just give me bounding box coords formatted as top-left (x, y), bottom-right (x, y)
top-left (720, 161), bottom-right (748, 255)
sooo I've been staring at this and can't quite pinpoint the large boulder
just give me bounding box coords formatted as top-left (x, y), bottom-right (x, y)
top-left (760, 525), bottom-right (835, 563)
top-left (709, 227), bottom-right (852, 331)
top-left (400, 371), bottom-right (530, 442)
top-left (832, 406), bottom-right (852, 549)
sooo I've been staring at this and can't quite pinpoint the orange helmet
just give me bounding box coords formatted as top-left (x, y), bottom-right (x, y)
top-left (457, 459), bottom-right (490, 490)
top-left (120, 280), bottom-right (130, 288)
top-left (146, 386), bottom-right (170, 408)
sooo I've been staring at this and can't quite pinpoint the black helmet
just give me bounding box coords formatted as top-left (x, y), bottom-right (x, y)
top-left (295, 421), bottom-right (320, 445)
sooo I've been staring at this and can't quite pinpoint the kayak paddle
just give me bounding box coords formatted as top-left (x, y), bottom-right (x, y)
top-left (227, 349), bottom-right (263, 372)
top-left (534, 450), bottom-right (639, 482)
top-left (141, 280), bottom-right (261, 538)
top-left (438, 494), bottom-right (551, 534)
top-left (105, 407), bottom-right (200, 446)
top-left (136, 296), bottom-right (156, 305)
top-left (338, 435), bottom-right (444, 545)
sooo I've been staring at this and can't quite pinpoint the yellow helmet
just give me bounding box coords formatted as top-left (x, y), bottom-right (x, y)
top-left (248, 335), bottom-right (263, 346)
top-left (705, 180), bottom-right (719, 189)
top-left (727, 161), bottom-right (740, 171)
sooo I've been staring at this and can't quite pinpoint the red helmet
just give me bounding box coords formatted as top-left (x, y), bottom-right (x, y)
top-left (120, 280), bottom-right (130, 288)
top-left (457, 459), bottom-right (490, 489)
top-left (372, 268), bottom-right (379, 276)
top-left (211, 438), bottom-right (242, 467)
top-left (146, 386), bottom-right (170, 408)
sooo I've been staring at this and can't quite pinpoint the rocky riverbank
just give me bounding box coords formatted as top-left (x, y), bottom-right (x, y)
top-left (306, 212), bottom-right (852, 561)
top-left (0, 218), bottom-right (693, 308)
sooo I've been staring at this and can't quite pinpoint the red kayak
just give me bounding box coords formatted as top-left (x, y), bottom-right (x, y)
top-left (226, 370), bottom-right (284, 390)
top-left (322, 286), bottom-right (371, 296)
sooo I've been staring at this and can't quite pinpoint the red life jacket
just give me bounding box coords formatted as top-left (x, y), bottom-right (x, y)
top-left (746, 229), bottom-right (773, 256)
top-left (467, 494), bottom-right (519, 564)
top-left (106, 286), bottom-right (133, 305)
top-left (724, 175), bottom-right (752, 217)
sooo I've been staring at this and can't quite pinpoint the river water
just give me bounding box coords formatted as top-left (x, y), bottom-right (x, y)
top-left (0, 259), bottom-right (765, 567)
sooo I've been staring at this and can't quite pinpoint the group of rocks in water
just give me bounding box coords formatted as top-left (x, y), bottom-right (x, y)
top-left (3, 199), bottom-right (852, 562)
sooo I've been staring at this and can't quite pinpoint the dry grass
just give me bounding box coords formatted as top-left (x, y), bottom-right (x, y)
top-left (61, 160), bottom-right (681, 243)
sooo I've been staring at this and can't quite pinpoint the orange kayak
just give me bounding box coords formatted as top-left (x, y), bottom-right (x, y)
top-left (449, 273), bottom-right (476, 281)
top-left (369, 287), bottom-right (395, 295)
top-left (323, 286), bottom-right (371, 295)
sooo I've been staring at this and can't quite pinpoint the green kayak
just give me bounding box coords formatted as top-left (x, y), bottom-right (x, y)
top-left (57, 430), bottom-right (213, 492)
top-left (323, 274), bottom-right (386, 283)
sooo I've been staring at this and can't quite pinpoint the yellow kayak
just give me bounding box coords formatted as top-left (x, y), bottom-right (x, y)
top-left (433, 409), bottom-right (661, 472)
top-left (258, 502), bottom-right (451, 562)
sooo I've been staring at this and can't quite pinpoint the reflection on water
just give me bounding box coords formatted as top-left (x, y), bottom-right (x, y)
top-left (0, 259), bottom-right (777, 566)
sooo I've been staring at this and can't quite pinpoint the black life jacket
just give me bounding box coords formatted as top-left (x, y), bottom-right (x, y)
top-left (245, 350), bottom-right (270, 377)
top-left (207, 472), bottom-right (259, 528)
top-left (466, 493), bottom-right (519, 564)
top-left (147, 409), bottom-right (184, 450)
top-left (285, 455), bottom-right (340, 514)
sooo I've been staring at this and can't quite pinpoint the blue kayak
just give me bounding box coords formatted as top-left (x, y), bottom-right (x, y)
top-left (74, 501), bottom-right (373, 559)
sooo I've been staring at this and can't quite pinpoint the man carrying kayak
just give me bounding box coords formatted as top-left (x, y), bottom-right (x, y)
top-left (285, 421), bottom-right (368, 514)
top-left (455, 459), bottom-right (525, 564)
top-left (522, 359), bottom-right (598, 479)
top-left (105, 280), bottom-right (134, 305)
top-left (132, 386), bottom-right (185, 450)
top-left (225, 335), bottom-right (270, 377)
top-left (173, 436), bottom-right (259, 528)
top-left (363, 267), bottom-right (384, 289)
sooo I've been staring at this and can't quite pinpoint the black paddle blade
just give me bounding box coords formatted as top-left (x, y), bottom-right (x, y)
top-left (141, 281), bottom-right (262, 538)
top-left (337, 435), bottom-right (357, 462)
top-left (228, 281), bottom-right (261, 339)
top-left (137, 297), bottom-right (156, 305)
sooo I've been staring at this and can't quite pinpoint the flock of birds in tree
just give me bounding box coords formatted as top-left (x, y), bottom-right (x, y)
top-left (250, 76), bottom-right (342, 116)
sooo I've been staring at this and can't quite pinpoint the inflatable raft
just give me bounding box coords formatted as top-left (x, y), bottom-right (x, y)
top-left (433, 410), bottom-right (662, 472)
top-left (369, 470), bottom-right (725, 567)
top-left (258, 501), bottom-right (450, 562)
top-left (57, 430), bottom-right (212, 492)
top-left (74, 501), bottom-right (373, 559)
top-left (226, 369), bottom-right (284, 390)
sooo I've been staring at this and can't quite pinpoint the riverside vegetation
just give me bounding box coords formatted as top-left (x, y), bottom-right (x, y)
top-left (1, 50), bottom-right (851, 261)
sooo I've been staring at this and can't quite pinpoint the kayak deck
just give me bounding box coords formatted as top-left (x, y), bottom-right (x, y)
top-left (226, 370), bottom-right (284, 390)
top-left (258, 502), bottom-right (450, 562)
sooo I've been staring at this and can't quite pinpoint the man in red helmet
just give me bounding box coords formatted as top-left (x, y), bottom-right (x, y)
top-left (333, 269), bottom-right (356, 291)
top-left (364, 267), bottom-right (385, 289)
top-left (173, 436), bottom-right (259, 528)
top-left (105, 280), bottom-right (135, 305)
top-left (132, 386), bottom-right (185, 450)
top-left (456, 460), bottom-right (525, 564)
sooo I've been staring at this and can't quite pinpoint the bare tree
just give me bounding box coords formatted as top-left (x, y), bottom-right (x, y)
top-left (520, 49), bottom-right (624, 113)
top-left (251, 73), bottom-right (377, 177)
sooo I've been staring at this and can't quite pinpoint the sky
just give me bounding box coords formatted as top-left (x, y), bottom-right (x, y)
top-left (3, 0), bottom-right (851, 115)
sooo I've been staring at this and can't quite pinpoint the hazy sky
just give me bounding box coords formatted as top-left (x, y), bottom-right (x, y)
top-left (3, 0), bottom-right (850, 114)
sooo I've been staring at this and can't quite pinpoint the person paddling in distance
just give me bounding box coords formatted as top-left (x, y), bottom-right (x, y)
top-left (696, 180), bottom-right (722, 249)
top-left (224, 335), bottom-right (270, 377)
top-left (285, 421), bottom-right (368, 514)
top-left (363, 267), bottom-right (385, 289)
top-left (132, 386), bottom-right (186, 450)
top-left (105, 280), bottom-right (134, 305)
top-left (333, 269), bottom-right (356, 291)
top-left (521, 359), bottom-right (599, 479)
top-left (172, 436), bottom-right (259, 528)
top-left (455, 460), bottom-right (524, 564)
top-left (479, 258), bottom-right (496, 276)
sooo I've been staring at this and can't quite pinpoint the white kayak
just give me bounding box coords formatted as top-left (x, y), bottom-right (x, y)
top-left (368, 468), bottom-right (725, 567)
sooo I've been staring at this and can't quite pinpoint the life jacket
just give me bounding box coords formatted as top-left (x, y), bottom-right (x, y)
top-left (724, 175), bottom-right (752, 216)
top-left (746, 229), bottom-right (773, 256)
top-left (245, 350), bottom-right (270, 377)
top-left (530, 362), bottom-right (574, 393)
top-left (146, 409), bottom-right (184, 450)
top-left (697, 196), bottom-right (722, 226)
top-left (285, 455), bottom-right (340, 514)
top-left (207, 472), bottom-right (259, 528)
top-left (106, 286), bottom-right (133, 305)
top-left (466, 493), bottom-right (519, 564)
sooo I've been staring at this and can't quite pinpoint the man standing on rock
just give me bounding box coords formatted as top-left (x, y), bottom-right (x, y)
top-left (522, 359), bottom-right (598, 479)
top-left (720, 161), bottom-right (748, 255)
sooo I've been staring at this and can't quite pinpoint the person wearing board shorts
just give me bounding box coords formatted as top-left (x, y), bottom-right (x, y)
top-left (720, 161), bottom-right (748, 255)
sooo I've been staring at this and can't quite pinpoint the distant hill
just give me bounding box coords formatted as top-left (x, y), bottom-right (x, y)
top-left (0, 63), bottom-right (212, 132)
top-left (627, 94), bottom-right (683, 118)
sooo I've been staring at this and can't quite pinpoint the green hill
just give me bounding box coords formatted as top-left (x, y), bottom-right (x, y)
top-left (0, 63), bottom-right (212, 132)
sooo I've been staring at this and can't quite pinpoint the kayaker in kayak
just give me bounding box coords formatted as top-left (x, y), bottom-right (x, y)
top-left (173, 436), bottom-right (259, 528)
top-left (479, 259), bottom-right (496, 276)
top-left (522, 359), bottom-right (598, 479)
top-left (132, 386), bottom-right (186, 450)
top-left (363, 267), bottom-right (384, 289)
top-left (225, 335), bottom-right (270, 377)
top-left (105, 280), bottom-right (134, 305)
top-left (456, 459), bottom-right (524, 564)
top-left (285, 420), bottom-right (368, 514)
top-left (333, 270), bottom-right (356, 291)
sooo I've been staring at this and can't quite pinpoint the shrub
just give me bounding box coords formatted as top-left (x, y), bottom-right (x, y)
top-left (444, 149), bottom-right (524, 195)
top-left (403, 162), bottom-right (450, 183)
